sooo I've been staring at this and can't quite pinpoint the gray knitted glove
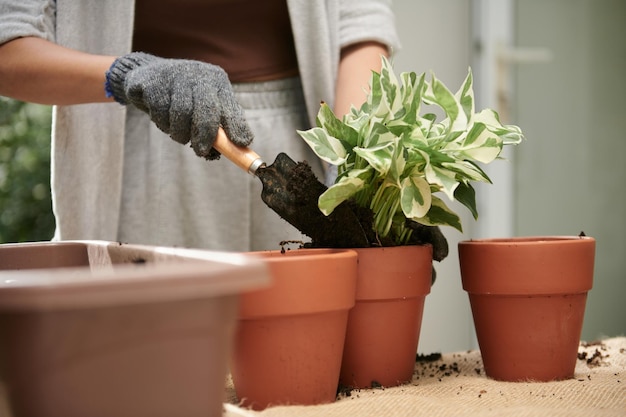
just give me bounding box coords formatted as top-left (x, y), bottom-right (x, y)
top-left (105, 52), bottom-right (253, 159)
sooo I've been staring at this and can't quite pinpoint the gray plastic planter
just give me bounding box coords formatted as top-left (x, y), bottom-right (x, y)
top-left (0, 240), bottom-right (270, 417)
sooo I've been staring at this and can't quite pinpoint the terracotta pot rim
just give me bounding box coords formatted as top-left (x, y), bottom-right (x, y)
top-left (459, 235), bottom-right (594, 246)
top-left (466, 290), bottom-right (589, 297)
top-left (458, 236), bottom-right (595, 295)
top-left (248, 248), bottom-right (358, 262)
top-left (239, 307), bottom-right (350, 322)
top-left (239, 249), bottom-right (358, 319)
top-left (352, 244), bottom-right (432, 251)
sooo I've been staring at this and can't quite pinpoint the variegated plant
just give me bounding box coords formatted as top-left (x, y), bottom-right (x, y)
top-left (298, 56), bottom-right (524, 246)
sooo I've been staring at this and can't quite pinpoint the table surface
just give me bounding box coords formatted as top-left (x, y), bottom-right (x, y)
top-left (1, 338), bottom-right (623, 417)
top-left (224, 337), bottom-right (626, 417)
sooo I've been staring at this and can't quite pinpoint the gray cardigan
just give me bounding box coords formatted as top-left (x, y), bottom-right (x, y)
top-left (0, 0), bottom-right (400, 241)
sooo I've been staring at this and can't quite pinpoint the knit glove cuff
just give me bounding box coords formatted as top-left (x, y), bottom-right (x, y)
top-left (105, 52), bottom-right (161, 104)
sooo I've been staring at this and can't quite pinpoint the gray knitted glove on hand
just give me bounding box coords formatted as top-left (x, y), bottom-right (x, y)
top-left (105, 52), bottom-right (253, 159)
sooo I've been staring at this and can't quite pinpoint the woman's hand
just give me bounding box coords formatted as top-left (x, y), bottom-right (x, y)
top-left (106, 52), bottom-right (253, 159)
top-left (334, 41), bottom-right (390, 117)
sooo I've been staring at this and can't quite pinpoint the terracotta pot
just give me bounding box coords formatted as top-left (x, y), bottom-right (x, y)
top-left (339, 245), bottom-right (432, 389)
top-left (231, 249), bottom-right (358, 410)
top-left (458, 236), bottom-right (595, 382)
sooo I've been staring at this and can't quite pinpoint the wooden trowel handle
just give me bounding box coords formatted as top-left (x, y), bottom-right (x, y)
top-left (213, 127), bottom-right (265, 175)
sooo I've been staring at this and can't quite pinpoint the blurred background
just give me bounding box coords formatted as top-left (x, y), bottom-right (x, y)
top-left (0, 99), bottom-right (54, 243)
top-left (0, 0), bottom-right (624, 351)
top-left (392, 0), bottom-right (625, 352)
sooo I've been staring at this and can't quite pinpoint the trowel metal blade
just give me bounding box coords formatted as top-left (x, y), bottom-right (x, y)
top-left (256, 153), bottom-right (369, 248)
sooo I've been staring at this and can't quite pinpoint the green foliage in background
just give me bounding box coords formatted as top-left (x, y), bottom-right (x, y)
top-left (0, 97), bottom-right (55, 243)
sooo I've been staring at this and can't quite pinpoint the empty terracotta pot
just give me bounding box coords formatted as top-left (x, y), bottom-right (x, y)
top-left (339, 245), bottom-right (433, 389)
top-left (459, 236), bottom-right (595, 382)
top-left (231, 249), bottom-right (358, 410)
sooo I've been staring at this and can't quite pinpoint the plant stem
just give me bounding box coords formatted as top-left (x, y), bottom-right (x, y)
top-left (398, 226), bottom-right (413, 245)
top-left (371, 183), bottom-right (402, 239)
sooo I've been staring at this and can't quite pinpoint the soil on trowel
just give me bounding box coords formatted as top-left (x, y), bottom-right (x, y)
top-left (287, 160), bottom-right (375, 248)
top-left (286, 160), bottom-right (449, 262)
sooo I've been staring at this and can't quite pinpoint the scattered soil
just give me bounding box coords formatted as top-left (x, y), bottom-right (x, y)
top-left (336, 383), bottom-right (355, 398)
top-left (278, 240), bottom-right (305, 254)
top-left (416, 352), bottom-right (442, 362)
top-left (336, 380), bottom-right (384, 399)
top-left (370, 380), bottom-right (383, 389)
top-left (578, 341), bottom-right (610, 367)
top-left (414, 353), bottom-right (464, 380)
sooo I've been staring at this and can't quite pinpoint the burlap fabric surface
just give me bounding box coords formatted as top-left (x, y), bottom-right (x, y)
top-left (224, 337), bottom-right (626, 417)
top-left (0, 338), bottom-right (623, 416)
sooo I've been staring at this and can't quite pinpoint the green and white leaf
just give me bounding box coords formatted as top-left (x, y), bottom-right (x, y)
top-left (456, 68), bottom-right (475, 124)
top-left (297, 127), bottom-right (347, 165)
top-left (316, 102), bottom-right (359, 148)
top-left (425, 164), bottom-right (459, 200)
top-left (442, 160), bottom-right (491, 183)
top-left (378, 57), bottom-right (402, 118)
top-left (354, 141), bottom-right (394, 175)
top-left (400, 172), bottom-right (432, 219)
top-left (318, 174), bottom-right (365, 215)
top-left (390, 137), bottom-right (408, 181)
top-left (459, 122), bottom-right (503, 164)
top-left (423, 72), bottom-right (468, 132)
top-left (412, 196), bottom-right (463, 232)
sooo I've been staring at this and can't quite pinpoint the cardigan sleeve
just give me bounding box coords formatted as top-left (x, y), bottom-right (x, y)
top-left (337, 0), bottom-right (401, 54)
top-left (0, 0), bottom-right (56, 45)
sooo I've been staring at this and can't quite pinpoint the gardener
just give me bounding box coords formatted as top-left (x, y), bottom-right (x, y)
top-left (0, 0), bottom-right (403, 251)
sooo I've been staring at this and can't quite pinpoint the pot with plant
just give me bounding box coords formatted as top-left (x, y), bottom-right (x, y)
top-left (295, 57), bottom-right (524, 389)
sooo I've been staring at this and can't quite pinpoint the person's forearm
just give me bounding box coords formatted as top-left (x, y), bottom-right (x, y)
top-left (334, 41), bottom-right (389, 118)
top-left (0, 37), bottom-right (116, 105)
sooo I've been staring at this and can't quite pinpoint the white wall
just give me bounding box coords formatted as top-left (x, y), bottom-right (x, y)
top-left (513, 0), bottom-right (626, 341)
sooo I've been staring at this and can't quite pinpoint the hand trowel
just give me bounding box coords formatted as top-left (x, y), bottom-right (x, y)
top-left (212, 128), bottom-right (369, 248)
